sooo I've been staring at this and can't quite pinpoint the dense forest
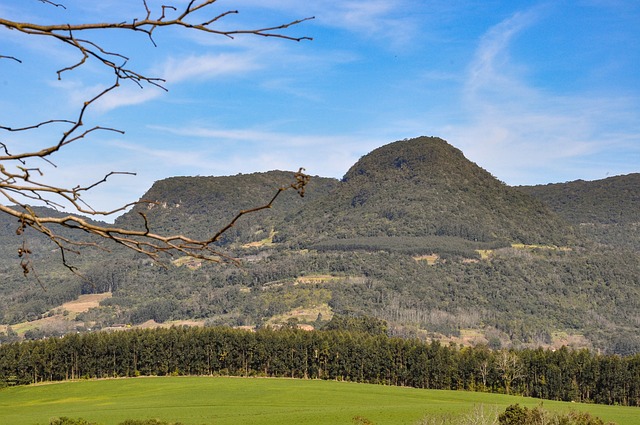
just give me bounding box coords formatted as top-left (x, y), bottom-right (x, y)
top-left (519, 173), bottom-right (640, 252)
top-left (1, 325), bottom-right (639, 407)
top-left (0, 137), bottom-right (638, 355)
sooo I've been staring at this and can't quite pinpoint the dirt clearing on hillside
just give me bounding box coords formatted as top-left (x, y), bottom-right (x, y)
top-left (62, 293), bottom-right (112, 314)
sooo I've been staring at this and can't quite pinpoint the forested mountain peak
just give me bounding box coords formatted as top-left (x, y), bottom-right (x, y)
top-left (342, 136), bottom-right (489, 185)
top-left (280, 136), bottom-right (574, 246)
top-left (2, 138), bottom-right (637, 354)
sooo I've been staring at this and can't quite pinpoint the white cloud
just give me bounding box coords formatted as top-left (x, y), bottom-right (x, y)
top-left (97, 84), bottom-right (167, 113)
top-left (143, 124), bottom-right (387, 178)
top-left (234, 0), bottom-right (419, 47)
top-left (442, 8), bottom-right (640, 185)
top-left (465, 9), bottom-right (539, 102)
top-left (45, 50), bottom-right (263, 113)
top-left (48, 78), bottom-right (165, 114)
top-left (159, 53), bottom-right (261, 83)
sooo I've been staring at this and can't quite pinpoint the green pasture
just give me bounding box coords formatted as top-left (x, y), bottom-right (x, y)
top-left (0, 377), bottom-right (637, 425)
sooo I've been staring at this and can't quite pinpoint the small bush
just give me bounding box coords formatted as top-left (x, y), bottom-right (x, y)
top-left (498, 404), bottom-right (614, 425)
top-left (416, 404), bottom-right (498, 425)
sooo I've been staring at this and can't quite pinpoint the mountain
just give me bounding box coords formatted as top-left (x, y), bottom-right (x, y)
top-left (115, 170), bottom-right (338, 245)
top-left (519, 174), bottom-right (640, 251)
top-left (519, 173), bottom-right (640, 225)
top-left (278, 137), bottom-right (575, 249)
top-left (0, 137), bottom-right (638, 354)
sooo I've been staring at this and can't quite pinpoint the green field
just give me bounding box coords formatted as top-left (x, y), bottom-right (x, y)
top-left (0, 377), bottom-right (638, 425)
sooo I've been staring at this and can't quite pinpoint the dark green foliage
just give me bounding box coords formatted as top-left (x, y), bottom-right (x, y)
top-left (310, 235), bottom-right (505, 258)
top-left (0, 138), bottom-right (638, 354)
top-left (115, 170), bottom-right (338, 244)
top-left (129, 299), bottom-right (179, 324)
top-left (498, 404), bottom-right (528, 425)
top-left (323, 314), bottom-right (388, 336)
top-left (498, 404), bottom-right (612, 425)
top-left (0, 327), bottom-right (19, 344)
top-left (279, 137), bottom-right (575, 246)
top-left (519, 173), bottom-right (640, 251)
top-left (519, 174), bottom-right (640, 226)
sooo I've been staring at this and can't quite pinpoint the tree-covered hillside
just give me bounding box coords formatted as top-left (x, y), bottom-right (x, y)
top-left (115, 170), bottom-right (338, 245)
top-left (0, 137), bottom-right (638, 354)
top-left (519, 174), bottom-right (640, 251)
top-left (278, 137), bottom-right (575, 248)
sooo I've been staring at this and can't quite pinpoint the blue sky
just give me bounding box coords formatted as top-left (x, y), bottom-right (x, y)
top-left (1, 0), bottom-right (639, 217)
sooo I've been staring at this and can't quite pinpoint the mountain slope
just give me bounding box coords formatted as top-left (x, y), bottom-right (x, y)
top-left (519, 174), bottom-right (640, 250)
top-left (1, 137), bottom-right (638, 354)
top-left (519, 173), bottom-right (640, 225)
top-left (115, 170), bottom-right (338, 245)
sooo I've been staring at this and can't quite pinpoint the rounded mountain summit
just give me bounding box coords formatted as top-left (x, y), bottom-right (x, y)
top-left (279, 136), bottom-right (574, 247)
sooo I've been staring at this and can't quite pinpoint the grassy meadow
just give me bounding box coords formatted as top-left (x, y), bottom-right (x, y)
top-left (1, 377), bottom-right (638, 425)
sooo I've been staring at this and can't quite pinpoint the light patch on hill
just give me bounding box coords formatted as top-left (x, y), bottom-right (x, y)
top-left (295, 274), bottom-right (344, 285)
top-left (413, 254), bottom-right (439, 264)
top-left (475, 244), bottom-right (572, 261)
top-left (10, 293), bottom-right (114, 336)
top-left (263, 274), bottom-right (365, 290)
top-left (511, 243), bottom-right (572, 251)
top-left (550, 331), bottom-right (592, 351)
top-left (133, 319), bottom-right (206, 329)
top-left (241, 230), bottom-right (276, 248)
top-left (267, 304), bottom-right (334, 329)
top-left (172, 256), bottom-right (204, 270)
top-left (62, 293), bottom-right (113, 317)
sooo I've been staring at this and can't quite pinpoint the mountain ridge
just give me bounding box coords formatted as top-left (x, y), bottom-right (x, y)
top-left (518, 173), bottom-right (640, 251)
top-left (0, 136), bottom-right (638, 354)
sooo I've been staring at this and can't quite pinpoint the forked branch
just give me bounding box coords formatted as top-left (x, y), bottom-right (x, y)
top-left (0, 1), bottom-right (313, 278)
top-left (3, 168), bottom-right (309, 275)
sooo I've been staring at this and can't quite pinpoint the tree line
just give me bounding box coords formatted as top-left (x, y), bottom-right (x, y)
top-left (1, 326), bottom-right (639, 406)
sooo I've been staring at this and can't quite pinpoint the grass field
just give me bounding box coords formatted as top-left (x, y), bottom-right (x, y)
top-left (0, 377), bottom-right (638, 425)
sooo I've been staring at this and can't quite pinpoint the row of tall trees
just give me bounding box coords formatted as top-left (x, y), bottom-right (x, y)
top-left (1, 326), bottom-right (639, 406)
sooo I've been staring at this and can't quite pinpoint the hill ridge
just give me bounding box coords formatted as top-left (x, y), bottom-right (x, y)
top-left (1, 136), bottom-right (638, 354)
top-left (278, 136), bottom-right (574, 246)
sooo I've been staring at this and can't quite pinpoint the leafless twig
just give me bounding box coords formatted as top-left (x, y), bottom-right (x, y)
top-left (0, 1), bottom-right (313, 278)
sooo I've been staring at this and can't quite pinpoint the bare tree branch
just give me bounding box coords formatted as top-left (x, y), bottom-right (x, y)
top-left (38, 0), bottom-right (66, 8)
top-left (0, 1), bottom-right (313, 83)
top-left (0, 55), bottom-right (22, 62)
top-left (0, 1), bottom-right (313, 278)
top-left (1, 168), bottom-right (309, 275)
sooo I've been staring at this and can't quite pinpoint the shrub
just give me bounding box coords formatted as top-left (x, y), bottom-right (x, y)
top-left (498, 404), bottom-right (614, 425)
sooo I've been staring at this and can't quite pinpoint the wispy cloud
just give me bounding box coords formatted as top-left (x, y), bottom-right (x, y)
top-left (234, 0), bottom-right (419, 47)
top-left (51, 50), bottom-right (263, 114)
top-left (159, 53), bottom-right (261, 83)
top-left (140, 124), bottom-right (387, 178)
top-left (324, 1), bottom-right (414, 38)
top-left (443, 7), bottom-right (640, 184)
top-left (97, 84), bottom-right (167, 113)
top-left (465, 9), bottom-right (540, 102)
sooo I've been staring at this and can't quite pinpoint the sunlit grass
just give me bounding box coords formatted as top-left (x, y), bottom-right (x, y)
top-left (1, 377), bottom-right (638, 425)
